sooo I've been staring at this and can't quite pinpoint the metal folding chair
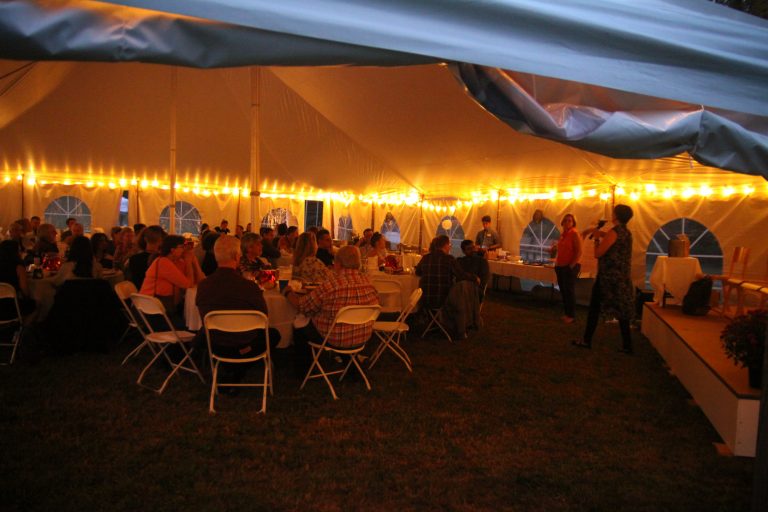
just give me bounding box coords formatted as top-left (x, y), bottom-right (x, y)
top-left (204, 310), bottom-right (272, 414)
top-left (130, 293), bottom-right (205, 394)
top-left (421, 306), bottom-right (454, 342)
top-left (370, 288), bottom-right (422, 372)
top-left (0, 283), bottom-right (23, 365)
top-left (114, 281), bottom-right (153, 365)
top-left (300, 305), bottom-right (381, 400)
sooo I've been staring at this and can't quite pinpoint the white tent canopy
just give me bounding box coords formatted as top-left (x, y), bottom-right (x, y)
top-left (1, 0), bottom-right (767, 284)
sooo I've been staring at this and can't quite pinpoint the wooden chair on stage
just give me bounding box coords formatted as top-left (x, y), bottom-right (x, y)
top-left (711, 247), bottom-right (750, 318)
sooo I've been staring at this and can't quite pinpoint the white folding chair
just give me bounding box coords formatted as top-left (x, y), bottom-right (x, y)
top-left (114, 281), bottom-right (154, 365)
top-left (0, 283), bottom-right (23, 365)
top-left (372, 279), bottom-right (403, 314)
top-left (204, 310), bottom-right (272, 414)
top-left (130, 293), bottom-right (205, 394)
top-left (370, 288), bottom-right (422, 372)
top-left (421, 305), bottom-right (454, 343)
top-left (300, 305), bottom-right (381, 400)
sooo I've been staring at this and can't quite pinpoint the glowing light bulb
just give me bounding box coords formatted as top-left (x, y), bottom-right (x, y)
top-left (721, 186), bottom-right (735, 198)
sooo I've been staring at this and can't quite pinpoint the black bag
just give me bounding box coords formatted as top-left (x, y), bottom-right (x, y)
top-left (682, 277), bottom-right (713, 316)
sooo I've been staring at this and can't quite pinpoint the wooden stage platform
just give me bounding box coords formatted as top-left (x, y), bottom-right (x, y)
top-left (641, 303), bottom-right (760, 457)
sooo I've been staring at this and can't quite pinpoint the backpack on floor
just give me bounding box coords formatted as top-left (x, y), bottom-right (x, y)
top-left (682, 276), bottom-right (713, 316)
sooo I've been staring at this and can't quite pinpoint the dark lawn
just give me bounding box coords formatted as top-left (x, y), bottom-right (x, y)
top-left (0, 290), bottom-right (754, 511)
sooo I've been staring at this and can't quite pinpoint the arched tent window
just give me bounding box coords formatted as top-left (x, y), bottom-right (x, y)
top-left (519, 214), bottom-right (559, 263)
top-left (261, 207), bottom-right (297, 229)
top-left (436, 216), bottom-right (465, 257)
top-left (44, 195), bottom-right (92, 232)
top-left (645, 217), bottom-right (723, 286)
top-left (381, 212), bottom-right (401, 249)
top-left (338, 214), bottom-right (353, 241)
top-left (160, 201), bottom-right (202, 236)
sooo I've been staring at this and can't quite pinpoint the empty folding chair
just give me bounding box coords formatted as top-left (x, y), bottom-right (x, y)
top-left (114, 281), bottom-right (153, 365)
top-left (370, 288), bottom-right (422, 372)
top-left (204, 310), bottom-right (272, 414)
top-left (0, 283), bottom-right (23, 365)
top-left (130, 293), bottom-right (205, 394)
top-left (300, 305), bottom-right (381, 400)
top-left (712, 246), bottom-right (750, 317)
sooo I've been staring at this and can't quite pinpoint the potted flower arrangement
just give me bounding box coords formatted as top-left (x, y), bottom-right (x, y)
top-left (720, 309), bottom-right (766, 389)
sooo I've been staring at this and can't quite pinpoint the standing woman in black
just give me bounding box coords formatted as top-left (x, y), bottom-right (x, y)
top-left (572, 204), bottom-right (635, 353)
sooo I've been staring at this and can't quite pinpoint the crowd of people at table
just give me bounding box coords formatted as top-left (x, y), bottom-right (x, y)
top-left (0, 204), bottom-right (636, 378)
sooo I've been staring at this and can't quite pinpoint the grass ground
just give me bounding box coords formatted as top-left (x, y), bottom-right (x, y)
top-left (0, 290), bottom-right (754, 511)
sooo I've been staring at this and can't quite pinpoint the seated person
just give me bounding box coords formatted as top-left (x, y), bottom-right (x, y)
top-left (90, 233), bottom-right (115, 270)
top-left (239, 233), bottom-right (271, 277)
top-left (259, 227), bottom-right (282, 267)
top-left (113, 227), bottom-right (137, 270)
top-left (291, 232), bottom-right (331, 284)
top-left (140, 235), bottom-right (204, 323)
top-left (278, 226), bottom-right (299, 256)
top-left (53, 236), bottom-right (103, 287)
top-left (32, 223), bottom-right (59, 259)
top-left (0, 240), bottom-right (36, 319)
top-left (126, 225), bottom-right (165, 290)
top-left (285, 245), bottom-right (379, 376)
top-left (200, 232), bottom-right (221, 276)
top-left (458, 240), bottom-right (490, 301)
top-left (315, 229), bottom-right (335, 267)
top-left (365, 232), bottom-right (387, 267)
top-left (196, 235), bottom-right (280, 385)
top-left (416, 235), bottom-right (475, 310)
top-left (356, 228), bottom-right (373, 251)
top-left (63, 221), bottom-right (84, 246)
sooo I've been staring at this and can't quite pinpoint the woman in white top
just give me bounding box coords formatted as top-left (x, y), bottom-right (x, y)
top-left (366, 232), bottom-right (387, 267)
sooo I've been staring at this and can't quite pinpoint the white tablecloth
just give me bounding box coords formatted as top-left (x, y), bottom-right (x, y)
top-left (29, 270), bottom-right (124, 320)
top-left (649, 256), bottom-right (703, 304)
top-left (487, 260), bottom-right (558, 284)
top-left (185, 287), bottom-right (295, 348)
top-left (369, 271), bottom-right (420, 309)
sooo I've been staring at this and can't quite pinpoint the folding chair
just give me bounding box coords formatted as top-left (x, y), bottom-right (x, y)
top-left (0, 283), bottom-right (23, 365)
top-left (130, 293), bottom-right (205, 394)
top-left (421, 305), bottom-right (453, 342)
top-left (712, 246), bottom-right (750, 317)
top-left (370, 288), bottom-right (422, 372)
top-left (300, 305), bottom-right (381, 400)
top-left (114, 281), bottom-right (153, 365)
top-left (372, 278), bottom-right (403, 314)
top-left (204, 310), bottom-right (272, 414)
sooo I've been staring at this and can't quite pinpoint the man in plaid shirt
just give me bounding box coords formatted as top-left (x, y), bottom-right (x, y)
top-left (286, 245), bottom-right (379, 376)
top-left (416, 235), bottom-right (476, 309)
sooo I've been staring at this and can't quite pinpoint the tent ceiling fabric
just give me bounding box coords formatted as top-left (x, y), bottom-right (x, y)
top-left (0, 0), bottom-right (766, 115)
top-left (1, 61), bottom-right (761, 198)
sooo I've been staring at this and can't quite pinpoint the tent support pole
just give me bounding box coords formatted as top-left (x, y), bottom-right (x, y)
top-left (249, 66), bottom-right (261, 230)
top-left (496, 189), bottom-right (502, 233)
top-left (418, 195), bottom-right (424, 252)
top-left (235, 192), bottom-right (242, 230)
top-left (20, 172), bottom-right (24, 219)
top-left (330, 199), bottom-right (335, 239)
top-left (169, 67), bottom-right (177, 234)
top-left (135, 184), bottom-right (141, 224)
top-left (370, 203), bottom-right (375, 231)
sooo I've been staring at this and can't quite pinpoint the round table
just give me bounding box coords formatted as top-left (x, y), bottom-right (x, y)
top-left (184, 287), bottom-right (295, 348)
top-left (29, 270), bottom-right (124, 320)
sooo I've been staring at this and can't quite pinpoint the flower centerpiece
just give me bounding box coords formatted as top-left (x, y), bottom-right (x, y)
top-left (720, 309), bottom-right (766, 389)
